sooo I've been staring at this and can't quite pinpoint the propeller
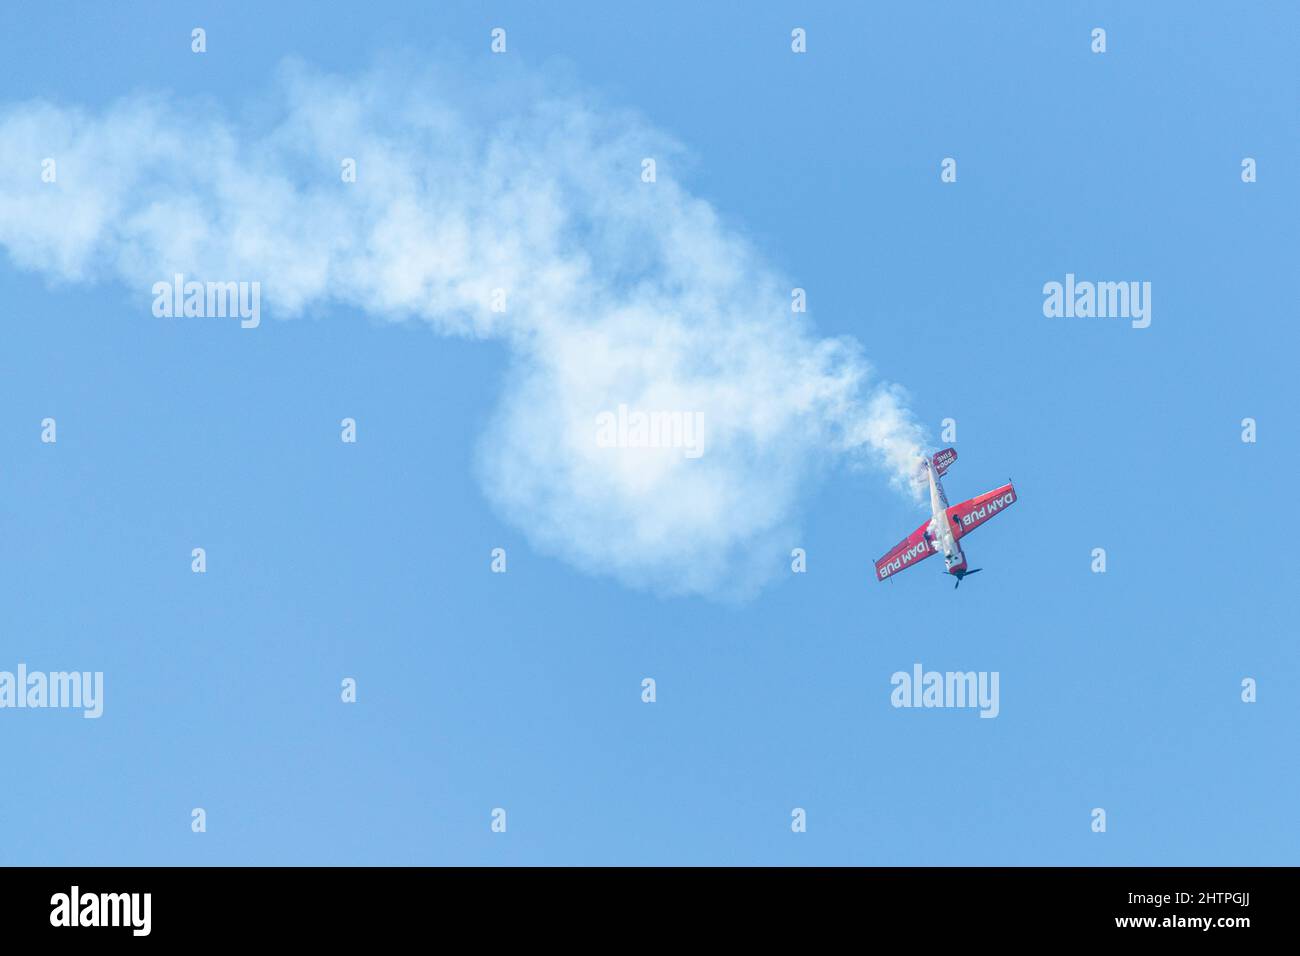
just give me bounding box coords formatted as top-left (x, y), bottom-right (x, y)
top-left (954, 568), bottom-right (983, 589)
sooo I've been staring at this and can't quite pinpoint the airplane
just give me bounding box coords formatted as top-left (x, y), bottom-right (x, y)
top-left (874, 448), bottom-right (1017, 588)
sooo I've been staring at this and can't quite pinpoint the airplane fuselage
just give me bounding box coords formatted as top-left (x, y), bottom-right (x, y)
top-left (924, 459), bottom-right (968, 575)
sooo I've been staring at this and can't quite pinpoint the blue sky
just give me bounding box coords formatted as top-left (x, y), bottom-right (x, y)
top-left (1, 1), bottom-right (1296, 865)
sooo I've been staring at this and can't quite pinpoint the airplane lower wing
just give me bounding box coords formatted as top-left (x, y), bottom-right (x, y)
top-left (948, 482), bottom-right (1016, 540)
top-left (874, 520), bottom-right (936, 581)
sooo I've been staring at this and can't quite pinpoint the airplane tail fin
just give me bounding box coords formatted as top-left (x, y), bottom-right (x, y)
top-left (932, 447), bottom-right (957, 476)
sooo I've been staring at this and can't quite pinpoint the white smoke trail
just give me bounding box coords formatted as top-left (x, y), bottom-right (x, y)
top-left (0, 60), bottom-right (928, 598)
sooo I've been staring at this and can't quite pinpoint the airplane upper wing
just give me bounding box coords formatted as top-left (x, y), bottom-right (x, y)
top-left (948, 482), bottom-right (1017, 540)
top-left (874, 519), bottom-right (936, 581)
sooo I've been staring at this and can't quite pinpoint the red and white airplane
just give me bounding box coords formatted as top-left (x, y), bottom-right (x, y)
top-left (874, 448), bottom-right (1017, 588)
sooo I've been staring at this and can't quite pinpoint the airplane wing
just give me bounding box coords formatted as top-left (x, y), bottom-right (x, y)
top-left (948, 482), bottom-right (1017, 540)
top-left (874, 519), bottom-right (937, 581)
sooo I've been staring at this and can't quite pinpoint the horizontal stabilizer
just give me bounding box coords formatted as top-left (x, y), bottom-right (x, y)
top-left (932, 447), bottom-right (957, 476)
